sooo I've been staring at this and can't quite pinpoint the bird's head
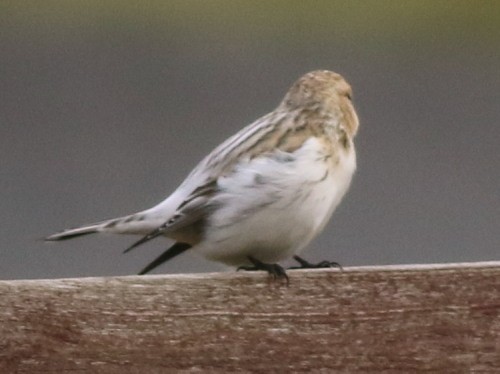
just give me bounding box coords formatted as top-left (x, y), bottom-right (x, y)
top-left (282, 70), bottom-right (359, 137)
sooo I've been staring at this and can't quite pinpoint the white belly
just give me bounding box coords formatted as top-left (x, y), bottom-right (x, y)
top-left (194, 137), bottom-right (356, 266)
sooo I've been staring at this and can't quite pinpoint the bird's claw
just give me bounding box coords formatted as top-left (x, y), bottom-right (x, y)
top-left (288, 255), bottom-right (343, 270)
top-left (238, 256), bottom-right (289, 284)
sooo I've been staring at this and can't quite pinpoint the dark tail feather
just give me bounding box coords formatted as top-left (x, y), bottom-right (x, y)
top-left (46, 231), bottom-right (96, 241)
top-left (123, 224), bottom-right (167, 254)
top-left (45, 225), bottom-right (101, 241)
top-left (138, 242), bottom-right (191, 275)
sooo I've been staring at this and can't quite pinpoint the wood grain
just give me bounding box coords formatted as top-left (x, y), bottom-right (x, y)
top-left (1, 262), bottom-right (499, 373)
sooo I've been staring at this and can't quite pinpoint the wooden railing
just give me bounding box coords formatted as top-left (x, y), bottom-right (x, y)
top-left (1, 262), bottom-right (499, 372)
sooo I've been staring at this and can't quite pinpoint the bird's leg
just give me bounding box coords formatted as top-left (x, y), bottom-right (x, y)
top-left (238, 256), bottom-right (289, 283)
top-left (288, 255), bottom-right (343, 270)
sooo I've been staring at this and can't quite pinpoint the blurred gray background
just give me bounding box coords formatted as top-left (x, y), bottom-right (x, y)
top-left (1, 1), bottom-right (499, 280)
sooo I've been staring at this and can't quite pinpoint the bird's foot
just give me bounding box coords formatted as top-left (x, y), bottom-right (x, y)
top-left (238, 256), bottom-right (289, 284)
top-left (288, 255), bottom-right (343, 270)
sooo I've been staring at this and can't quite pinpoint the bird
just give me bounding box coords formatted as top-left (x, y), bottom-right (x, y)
top-left (46, 70), bottom-right (359, 281)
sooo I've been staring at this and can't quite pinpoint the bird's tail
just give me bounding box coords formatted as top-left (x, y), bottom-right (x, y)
top-left (45, 221), bottom-right (108, 241)
top-left (45, 212), bottom-right (156, 242)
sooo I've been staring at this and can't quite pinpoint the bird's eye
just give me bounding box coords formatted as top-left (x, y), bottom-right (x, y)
top-left (346, 92), bottom-right (352, 101)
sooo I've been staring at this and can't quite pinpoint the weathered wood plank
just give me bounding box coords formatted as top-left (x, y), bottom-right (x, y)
top-left (1, 262), bottom-right (499, 372)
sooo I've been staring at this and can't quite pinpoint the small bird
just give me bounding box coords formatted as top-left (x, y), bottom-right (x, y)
top-left (46, 70), bottom-right (359, 281)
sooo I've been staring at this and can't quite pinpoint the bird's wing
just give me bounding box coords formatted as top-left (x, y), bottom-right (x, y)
top-left (180, 111), bottom-right (291, 186)
top-left (182, 105), bottom-right (333, 186)
top-left (125, 105), bottom-right (330, 253)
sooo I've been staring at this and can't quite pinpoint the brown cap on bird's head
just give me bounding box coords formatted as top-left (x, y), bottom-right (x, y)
top-left (281, 70), bottom-right (359, 137)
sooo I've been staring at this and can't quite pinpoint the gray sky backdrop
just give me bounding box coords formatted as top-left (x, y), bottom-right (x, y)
top-left (1, 1), bottom-right (499, 280)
